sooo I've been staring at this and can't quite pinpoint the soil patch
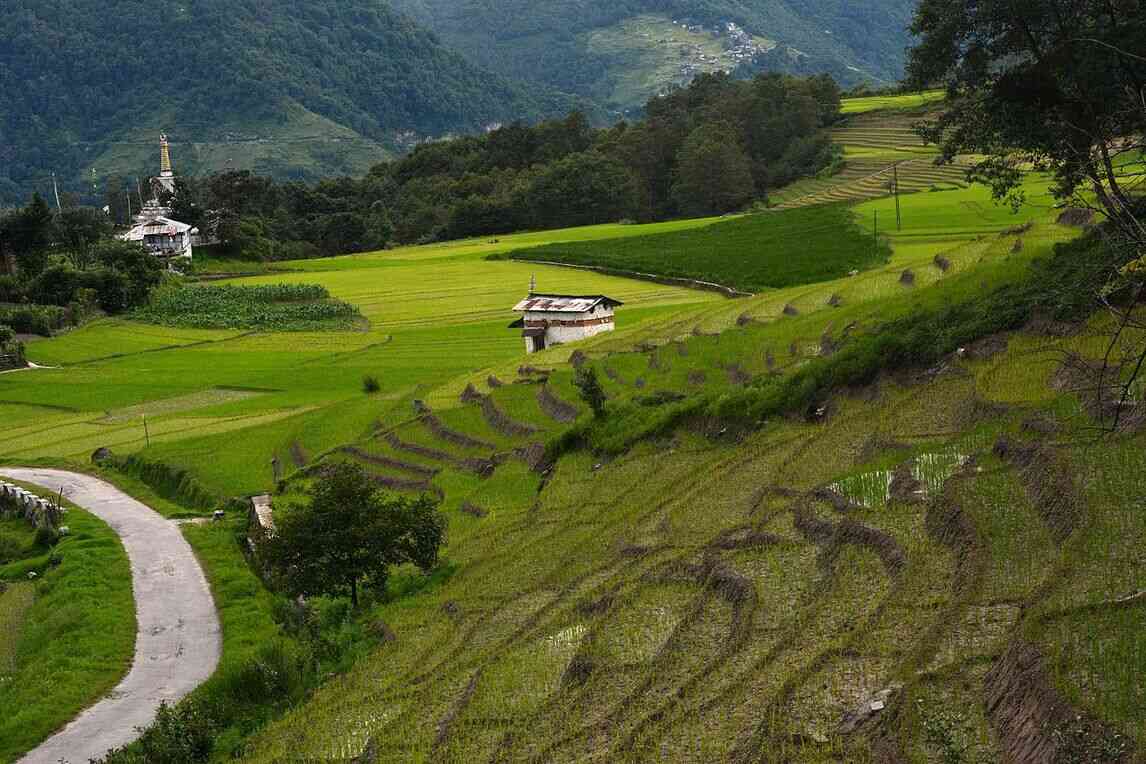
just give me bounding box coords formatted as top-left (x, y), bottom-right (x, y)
top-left (421, 414), bottom-right (497, 450)
top-left (992, 437), bottom-right (1080, 542)
top-left (338, 447), bottom-right (440, 478)
top-left (383, 432), bottom-right (496, 477)
top-left (481, 395), bottom-right (541, 438)
top-left (984, 640), bottom-right (1133, 763)
top-left (537, 385), bottom-right (580, 423)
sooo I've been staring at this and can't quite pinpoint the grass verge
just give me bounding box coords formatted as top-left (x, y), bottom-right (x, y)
top-left (0, 487), bottom-right (135, 763)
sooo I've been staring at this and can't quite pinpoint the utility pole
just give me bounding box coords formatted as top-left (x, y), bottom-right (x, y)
top-left (51, 172), bottom-right (62, 210)
top-left (126, 189), bottom-right (132, 222)
top-left (893, 162), bottom-right (902, 231)
top-left (873, 210), bottom-right (878, 256)
top-left (142, 415), bottom-right (150, 448)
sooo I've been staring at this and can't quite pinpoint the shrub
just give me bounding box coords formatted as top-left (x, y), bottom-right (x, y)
top-left (0, 533), bottom-right (22, 564)
top-left (0, 304), bottom-right (70, 336)
top-left (362, 375), bottom-right (381, 394)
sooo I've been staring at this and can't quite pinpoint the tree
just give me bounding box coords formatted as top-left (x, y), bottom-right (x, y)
top-left (909, 0), bottom-right (1146, 431)
top-left (92, 239), bottom-right (163, 307)
top-left (0, 194), bottom-right (54, 277)
top-left (527, 151), bottom-right (638, 229)
top-left (573, 366), bottom-right (607, 419)
top-left (672, 124), bottom-right (756, 218)
top-left (262, 462), bottom-right (446, 607)
top-left (907, 0), bottom-right (1146, 219)
top-left (54, 206), bottom-right (113, 269)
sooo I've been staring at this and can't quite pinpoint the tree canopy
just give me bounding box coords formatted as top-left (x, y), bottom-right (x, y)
top-left (261, 462), bottom-right (446, 607)
top-left (907, 0), bottom-right (1146, 218)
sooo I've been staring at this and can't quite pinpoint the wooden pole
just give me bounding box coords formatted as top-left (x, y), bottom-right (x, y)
top-left (142, 415), bottom-right (150, 448)
top-left (893, 163), bottom-right (902, 231)
top-left (873, 210), bottom-right (878, 256)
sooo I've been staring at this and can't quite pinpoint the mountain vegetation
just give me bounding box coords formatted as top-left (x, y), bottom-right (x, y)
top-left (167, 72), bottom-right (841, 260)
top-left (0, 0), bottom-right (575, 205)
top-left (391, 0), bottom-right (917, 109)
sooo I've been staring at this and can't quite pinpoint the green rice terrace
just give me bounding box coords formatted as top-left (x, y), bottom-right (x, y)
top-left (2, 98), bottom-right (1145, 763)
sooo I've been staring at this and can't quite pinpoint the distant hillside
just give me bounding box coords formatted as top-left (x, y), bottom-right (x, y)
top-left (0, 0), bottom-right (577, 204)
top-left (390, 0), bottom-right (917, 113)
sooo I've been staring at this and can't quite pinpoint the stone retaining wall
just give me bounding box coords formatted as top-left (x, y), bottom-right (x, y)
top-left (0, 481), bottom-right (64, 530)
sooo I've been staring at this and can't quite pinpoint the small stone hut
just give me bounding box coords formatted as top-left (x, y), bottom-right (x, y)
top-left (510, 293), bottom-right (623, 354)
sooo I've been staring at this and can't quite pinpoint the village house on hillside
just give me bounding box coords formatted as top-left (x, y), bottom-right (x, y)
top-left (118, 134), bottom-right (197, 262)
top-left (510, 286), bottom-right (622, 353)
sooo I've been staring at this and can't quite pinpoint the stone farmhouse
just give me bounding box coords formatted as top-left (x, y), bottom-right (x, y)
top-left (510, 291), bottom-right (622, 353)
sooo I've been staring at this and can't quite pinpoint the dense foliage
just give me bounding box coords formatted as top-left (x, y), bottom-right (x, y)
top-left (173, 73), bottom-right (841, 258)
top-left (0, 0), bottom-right (577, 204)
top-left (907, 0), bottom-right (1146, 213)
top-left (504, 203), bottom-right (888, 293)
top-left (0, 197), bottom-right (162, 333)
top-left (133, 284), bottom-right (361, 331)
top-left (261, 462), bottom-right (446, 607)
top-left (392, 0), bottom-right (916, 103)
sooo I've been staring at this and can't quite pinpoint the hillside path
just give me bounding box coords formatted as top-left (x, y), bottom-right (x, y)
top-left (0, 468), bottom-right (221, 764)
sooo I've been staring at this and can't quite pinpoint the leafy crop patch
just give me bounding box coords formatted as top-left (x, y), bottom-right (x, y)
top-left (134, 283), bottom-right (361, 331)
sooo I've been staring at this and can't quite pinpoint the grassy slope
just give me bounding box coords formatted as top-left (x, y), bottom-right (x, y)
top-left (0, 486), bottom-right (135, 763)
top-left (0, 219), bottom-right (721, 498)
top-left (246, 302), bottom-right (1146, 760)
top-left (504, 204), bottom-right (891, 293)
top-left (233, 162), bottom-right (1146, 759)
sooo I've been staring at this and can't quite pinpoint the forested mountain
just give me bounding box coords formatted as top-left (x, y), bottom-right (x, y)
top-left (390, 0), bottom-right (917, 112)
top-left (0, 0), bottom-right (578, 204)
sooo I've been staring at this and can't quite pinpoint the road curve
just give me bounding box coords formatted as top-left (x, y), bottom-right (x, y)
top-left (1, 468), bottom-right (221, 764)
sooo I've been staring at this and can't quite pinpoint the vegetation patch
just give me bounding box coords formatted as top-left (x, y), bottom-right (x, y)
top-left (134, 284), bottom-right (361, 331)
top-left (502, 204), bottom-right (890, 293)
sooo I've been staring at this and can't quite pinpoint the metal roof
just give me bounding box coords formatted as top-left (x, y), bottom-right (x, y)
top-left (120, 216), bottom-right (196, 240)
top-left (512, 293), bottom-right (624, 313)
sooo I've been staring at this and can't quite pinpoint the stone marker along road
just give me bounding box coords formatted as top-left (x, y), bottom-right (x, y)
top-left (0, 468), bottom-right (221, 764)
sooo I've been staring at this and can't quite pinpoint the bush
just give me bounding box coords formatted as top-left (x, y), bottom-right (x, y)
top-left (362, 375), bottom-right (381, 394)
top-left (0, 533), bottom-right (22, 564)
top-left (0, 304), bottom-right (70, 336)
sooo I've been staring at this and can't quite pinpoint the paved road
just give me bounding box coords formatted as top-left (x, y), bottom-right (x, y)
top-left (1, 469), bottom-right (221, 764)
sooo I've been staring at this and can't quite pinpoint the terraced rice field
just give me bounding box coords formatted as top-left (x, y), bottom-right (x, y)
top-left (244, 311), bottom-right (1146, 760)
top-left (771, 102), bottom-right (971, 211)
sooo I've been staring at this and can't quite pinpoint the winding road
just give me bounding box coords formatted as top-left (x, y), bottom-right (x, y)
top-left (1, 469), bottom-right (221, 764)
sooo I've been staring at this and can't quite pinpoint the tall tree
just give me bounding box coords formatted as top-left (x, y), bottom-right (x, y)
top-left (0, 194), bottom-right (54, 277)
top-left (907, 0), bottom-right (1146, 220)
top-left (672, 124), bottom-right (756, 218)
top-left (55, 206), bottom-right (113, 269)
top-left (262, 462), bottom-right (446, 607)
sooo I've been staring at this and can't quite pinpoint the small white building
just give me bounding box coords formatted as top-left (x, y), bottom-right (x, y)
top-left (120, 216), bottom-right (196, 260)
top-left (510, 293), bottom-right (623, 353)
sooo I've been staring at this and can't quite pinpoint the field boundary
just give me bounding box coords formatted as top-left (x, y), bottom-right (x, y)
top-left (500, 258), bottom-right (754, 298)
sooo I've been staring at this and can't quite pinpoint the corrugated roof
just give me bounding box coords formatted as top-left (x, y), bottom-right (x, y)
top-left (512, 293), bottom-right (623, 313)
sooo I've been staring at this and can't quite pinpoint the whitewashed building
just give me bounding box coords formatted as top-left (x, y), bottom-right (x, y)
top-left (510, 293), bottom-right (623, 353)
top-left (120, 216), bottom-right (196, 260)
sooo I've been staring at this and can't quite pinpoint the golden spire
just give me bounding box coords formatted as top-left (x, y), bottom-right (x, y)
top-left (159, 133), bottom-right (173, 176)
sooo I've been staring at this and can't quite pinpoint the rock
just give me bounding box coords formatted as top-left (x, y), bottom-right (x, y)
top-left (91, 447), bottom-right (114, 464)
